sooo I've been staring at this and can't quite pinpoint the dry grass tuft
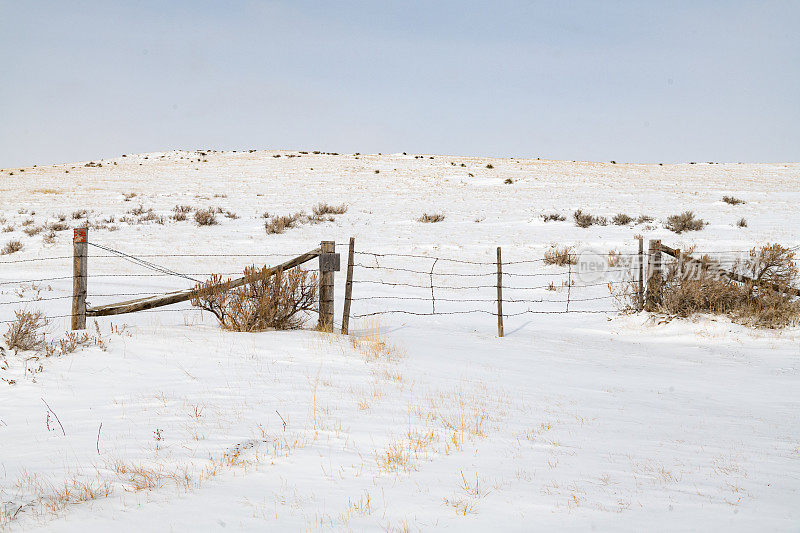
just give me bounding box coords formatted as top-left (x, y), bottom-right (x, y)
top-left (542, 213), bottom-right (566, 222)
top-left (418, 213), bottom-right (445, 223)
top-left (665, 211), bottom-right (706, 233)
top-left (4, 309), bottom-right (48, 352)
top-left (23, 225), bottom-right (43, 237)
top-left (265, 212), bottom-right (304, 234)
top-left (194, 208), bottom-right (218, 226)
top-left (2, 240), bottom-right (23, 254)
top-left (313, 203), bottom-right (348, 216)
top-left (612, 213), bottom-right (633, 225)
top-left (573, 209), bottom-right (607, 228)
top-left (543, 246), bottom-right (576, 266)
top-left (723, 195), bottom-right (745, 205)
top-left (348, 318), bottom-right (404, 362)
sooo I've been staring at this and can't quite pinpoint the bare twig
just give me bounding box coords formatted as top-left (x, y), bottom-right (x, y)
top-left (275, 410), bottom-right (287, 432)
top-left (96, 422), bottom-right (103, 454)
top-left (41, 398), bottom-right (65, 436)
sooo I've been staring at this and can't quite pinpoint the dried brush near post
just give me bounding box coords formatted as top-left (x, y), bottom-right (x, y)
top-left (191, 266), bottom-right (318, 331)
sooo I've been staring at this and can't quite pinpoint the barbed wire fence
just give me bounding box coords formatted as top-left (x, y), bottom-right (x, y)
top-left (2, 238), bottom-right (797, 330)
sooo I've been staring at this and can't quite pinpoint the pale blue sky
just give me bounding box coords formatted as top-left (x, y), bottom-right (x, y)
top-left (1, 1), bottom-right (798, 167)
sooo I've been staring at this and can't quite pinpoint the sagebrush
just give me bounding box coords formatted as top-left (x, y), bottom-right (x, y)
top-left (615, 244), bottom-right (800, 328)
top-left (313, 203), bottom-right (348, 216)
top-left (418, 213), bottom-right (445, 223)
top-left (573, 210), bottom-right (607, 228)
top-left (4, 310), bottom-right (48, 352)
top-left (543, 246), bottom-right (575, 266)
top-left (665, 211), bottom-right (705, 233)
top-left (191, 266), bottom-right (317, 331)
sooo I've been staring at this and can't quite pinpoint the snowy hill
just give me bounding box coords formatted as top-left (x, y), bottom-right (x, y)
top-left (1, 151), bottom-right (799, 531)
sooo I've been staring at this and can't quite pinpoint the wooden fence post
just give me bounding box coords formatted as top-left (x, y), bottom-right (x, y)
top-left (496, 246), bottom-right (504, 337)
top-left (318, 240), bottom-right (337, 331)
top-left (645, 239), bottom-right (662, 311)
top-left (341, 237), bottom-right (355, 335)
top-left (637, 236), bottom-right (644, 312)
top-left (72, 227), bottom-right (88, 330)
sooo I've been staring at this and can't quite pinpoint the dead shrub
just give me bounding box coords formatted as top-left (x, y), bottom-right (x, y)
top-left (541, 213), bottom-right (565, 222)
top-left (723, 195), bottom-right (745, 205)
top-left (23, 225), bottom-right (43, 237)
top-left (742, 243), bottom-right (797, 288)
top-left (191, 266), bottom-right (317, 331)
top-left (265, 213), bottom-right (303, 234)
top-left (47, 221), bottom-right (70, 232)
top-left (665, 211), bottom-right (705, 233)
top-left (4, 310), bottom-right (48, 352)
top-left (543, 246), bottom-right (575, 266)
top-left (1, 240), bottom-right (23, 255)
top-left (418, 213), bottom-right (445, 223)
top-left (72, 210), bottom-right (87, 220)
top-left (612, 213), bottom-right (633, 225)
top-left (313, 203), bottom-right (348, 216)
top-left (736, 217), bottom-right (747, 228)
top-left (573, 209), bottom-right (606, 228)
top-left (194, 208), bottom-right (218, 226)
top-left (619, 244), bottom-right (800, 328)
top-left (607, 250), bottom-right (628, 268)
top-left (636, 215), bottom-right (654, 224)
top-left (128, 205), bottom-right (149, 216)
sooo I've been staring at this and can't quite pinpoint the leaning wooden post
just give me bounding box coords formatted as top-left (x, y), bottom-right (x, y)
top-left (645, 239), bottom-right (662, 311)
top-left (318, 240), bottom-right (339, 332)
top-left (341, 237), bottom-right (355, 335)
top-left (637, 236), bottom-right (644, 312)
top-left (496, 246), bottom-right (504, 337)
top-left (71, 227), bottom-right (88, 330)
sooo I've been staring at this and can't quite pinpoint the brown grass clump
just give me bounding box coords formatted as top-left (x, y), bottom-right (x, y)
top-left (4, 310), bottom-right (48, 352)
top-left (313, 203), bottom-right (348, 216)
top-left (191, 266), bottom-right (317, 331)
top-left (171, 205), bottom-right (192, 221)
top-left (665, 211), bottom-right (705, 233)
top-left (543, 246), bottom-right (575, 266)
top-left (348, 318), bottom-right (404, 362)
top-left (624, 244), bottom-right (800, 328)
top-left (418, 213), bottom-right (445, 223)
top-left (47, 221), bottom-right (70, 232)
top-left (542, 213), bottom-right (566, 222)
top-left (23, 225), bottom-right (43, 237)
top-left (2, 240), bottom-right (23, 254)
top-left (194, 208), bottom-right (218, 226)
top-left (723, 195), bottom-right (745, 205)
top-left (265, 213), bottom-right (303, 234)
top-left (612, 213), bottom-right (633, 225)
top-left (573, 209), bottom-right (607, 228)
top-left (736, 217), bottom-right (747, 228)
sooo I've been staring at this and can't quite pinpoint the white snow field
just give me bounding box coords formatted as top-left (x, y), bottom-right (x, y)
top-left (1, 151), bottom-right (799, 531)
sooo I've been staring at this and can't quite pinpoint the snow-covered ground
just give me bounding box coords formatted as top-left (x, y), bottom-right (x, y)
top-left (1, 151), bottom-right (799, 531)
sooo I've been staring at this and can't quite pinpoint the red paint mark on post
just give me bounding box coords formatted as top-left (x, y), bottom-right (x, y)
top-left (73, 228), bottom-right (88, 243)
